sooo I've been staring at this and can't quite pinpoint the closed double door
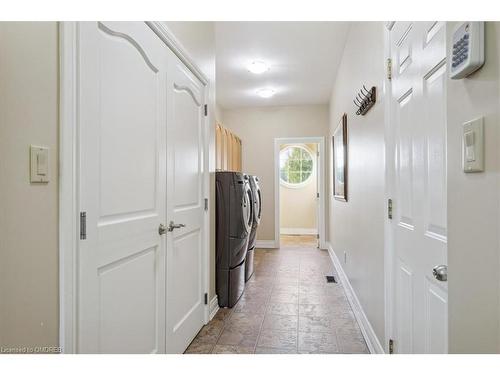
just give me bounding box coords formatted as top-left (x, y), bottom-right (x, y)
top-left (77, 22), bottom-right (207, 353)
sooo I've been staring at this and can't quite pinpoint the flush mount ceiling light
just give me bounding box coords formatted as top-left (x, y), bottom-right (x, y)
top-left (256, 88), bottom-right (275, 98)
top-left (247, 60), bottom-right (269, 74)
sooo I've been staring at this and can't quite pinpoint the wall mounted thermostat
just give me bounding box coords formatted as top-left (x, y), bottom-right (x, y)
top-left (463, 117), bottom-right (484, 173)
top-left (450, 22), bottom-right (485, 79)
top-left (30, 145), bottom-right (50, 183)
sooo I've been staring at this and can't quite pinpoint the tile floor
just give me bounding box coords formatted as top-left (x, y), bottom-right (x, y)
top-left (280, 234), bottom-right (318, 248)
top-left (185, 236), bottom-right (369, 354)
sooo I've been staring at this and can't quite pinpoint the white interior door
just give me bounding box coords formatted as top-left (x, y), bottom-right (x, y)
top-left (165, 53), bottom-right (207, 354)
top-left (78, 21), bottom-right (168, 353)
top-left (389, 21), bottom-right (448, 353)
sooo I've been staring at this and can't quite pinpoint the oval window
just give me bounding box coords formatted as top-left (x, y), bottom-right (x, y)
top-left (279, 145), bottom-right (314, 188)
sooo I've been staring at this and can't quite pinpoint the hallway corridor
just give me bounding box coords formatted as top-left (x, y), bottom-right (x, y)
top-left (185, 240), bottom-right (369, 354)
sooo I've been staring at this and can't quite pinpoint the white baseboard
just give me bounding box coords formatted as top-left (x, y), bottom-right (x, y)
top-left (209, 295), bottom-right (219, 321)
top-left (326, 242), bottom-right (385, 354)
top-left (280, 228), bottom-right (318, 235)
top-left (255, 240), bottom-right (277, 249)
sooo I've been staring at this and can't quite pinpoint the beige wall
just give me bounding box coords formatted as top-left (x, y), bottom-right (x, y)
top-left (280, 143), bottom-right (318, 232)
top-left (328, 22), bottom-right (386, 344)
top-left (447, 21), bottom-right (500, 353)
top-left (0, 22), bottom-right (59, 349)
top-left (222, 105), bottom-right (329, 242)
top-left (163, 22), bottom-right (218, 301)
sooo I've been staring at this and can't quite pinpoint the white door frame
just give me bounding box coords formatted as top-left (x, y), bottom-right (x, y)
top-left (383, 21), bottom-right (449, 353)
top-left (383, 21), bottom-right (395, 354)
top-left (58, 21), bottom-right (211, 353)
top-left (274, 137), bottom-right (326, 250)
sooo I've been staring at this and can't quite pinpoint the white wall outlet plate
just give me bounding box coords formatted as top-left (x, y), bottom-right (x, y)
top-left (30, 145), bottom-right (49, 183)
top-left (449, 22), bottom-right (485, 79)
top-left (463, 117), bottom-right (484, 173)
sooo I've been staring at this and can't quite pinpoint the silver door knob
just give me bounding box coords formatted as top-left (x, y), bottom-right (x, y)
top-left (159, 223), bottom-right (167, 235)
top-left (167, 221), bottom-right (186, 232)
top-left (432, 265), bottom-right (447, 282)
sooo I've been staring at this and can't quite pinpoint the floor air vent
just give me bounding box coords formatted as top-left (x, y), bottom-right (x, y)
top-left (325, 275), bottom-right (337, 283)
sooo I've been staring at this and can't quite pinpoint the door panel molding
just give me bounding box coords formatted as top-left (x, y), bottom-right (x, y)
top-left (98, 22), bottom-right (159, 73)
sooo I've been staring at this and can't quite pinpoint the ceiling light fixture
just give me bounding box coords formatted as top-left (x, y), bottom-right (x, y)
top-left (256, 88), bottom-right (275, 98)
top-left (247, 60), bottom-right (269, 74)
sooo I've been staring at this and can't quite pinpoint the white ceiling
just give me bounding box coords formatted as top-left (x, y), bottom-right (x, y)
top-left (216, 22), bottom-right (350, 109)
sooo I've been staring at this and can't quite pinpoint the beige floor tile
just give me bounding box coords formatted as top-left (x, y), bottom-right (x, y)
top-left (337, 336), bottom-right (369, 353)
top-left (192, 319), bottom-right (225, 344)
top-left (299, 293), bottom-right (347, 306)
top-left (262, 314), bottom-right (298, 331)
top-left (299, 304), bottom-right (348, 317)
top-left (257, 330), bottom-right (298, 350)
top-left (269, 291), bottom-right (299, 304)
top-left (298, 332), bottom-right (339, 353)
top-left (255, 347), bottom-right (298, 354)
top-left (273, 284), bottom-right (299, 294)
top-left (233, 300), bottom-right (268, 314)
top-left (213, 308), bottom-right (233, 322)
top-left (184, 341), bottom-right (215, 354)
top-left (267, 302), bottom-right (299, 316)
top-left (185, 236), bottom-right (370, 355)
top-left (211, 345), bottom-right (254, 354)
top-left (298, 315), bottom-right (336, 333)
top-left (238, 293), bottom-right (270, 304)
top-left (227, 312), bottom-right (265, 329)
top-left (217, 325), bottom-right (260, 347)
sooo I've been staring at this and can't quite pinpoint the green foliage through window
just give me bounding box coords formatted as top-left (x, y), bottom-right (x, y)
top-left (279, 146), bottom-right (314, 185)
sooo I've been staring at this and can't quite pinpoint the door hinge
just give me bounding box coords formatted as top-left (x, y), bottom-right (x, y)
top-left (80, 211), bottom-right (87, 240)
top-left (316, 192), bottom-right (320, 198)
top-left (387, 58), bottom-right (392, 80)
top-left (204, 104), bottom-right (208, 116)
top-left (389, 338), bottom-right (394, 354)
top-left (204, 293), bottom-right (208, 305)
top-left (316, 234), bottom-right (320, 239)
top-left (204, 198), bottom-right (209, 211)
top-left (388, 198), bottom-right (393, 220)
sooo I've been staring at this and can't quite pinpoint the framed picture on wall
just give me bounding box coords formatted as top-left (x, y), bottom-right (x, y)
top-left (333, 113), bottom-right (348, 201)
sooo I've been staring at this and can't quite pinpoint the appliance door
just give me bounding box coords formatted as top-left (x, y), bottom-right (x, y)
top-left (254, 184), bottom-right (262, 225)
top-left (242, 182), bottom-right (253, 234)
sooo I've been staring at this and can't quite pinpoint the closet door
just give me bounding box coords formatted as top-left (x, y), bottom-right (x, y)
top-left (78, 21), bottom-right (167, 353)
top-left (224, 128), bottom-right (231, 171)
top-left (165, 51), bottom-right (206, 353)
top-left (237, 137), bottom-right (242, 172)
top-left (231, 134), bottom-right (238, 172)
top-left (216, 124), bottom-right (222, 170)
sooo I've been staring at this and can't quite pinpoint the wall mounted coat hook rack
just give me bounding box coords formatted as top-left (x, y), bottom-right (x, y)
top-left (353, 85), bottom-right (376, 116)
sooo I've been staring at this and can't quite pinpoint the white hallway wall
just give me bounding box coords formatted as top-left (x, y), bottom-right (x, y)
top-left (328, 22), bottom-right (386, 345)
top-left (447, 21), bottom-right (500, 353)
top-left (221, 105), bottom-right (329, 242)
top-left (0, 22), bottom-right (59, 349)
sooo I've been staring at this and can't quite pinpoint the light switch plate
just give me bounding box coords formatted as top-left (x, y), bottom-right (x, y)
top-left (30, 145), bottom-right (49, 183)
top-left (463, 117), bottom-right (484, 173)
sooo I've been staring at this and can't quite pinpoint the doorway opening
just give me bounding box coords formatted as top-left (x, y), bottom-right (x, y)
top-left (274, 137), bottom-right (325, 250)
